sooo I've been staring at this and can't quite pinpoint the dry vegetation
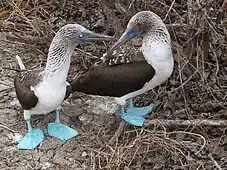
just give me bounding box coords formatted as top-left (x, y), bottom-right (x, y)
top-left (0, 0), bottom-right (227, 169)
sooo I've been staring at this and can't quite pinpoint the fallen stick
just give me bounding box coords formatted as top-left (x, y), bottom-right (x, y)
top-left (0, 124), bottom-right (16, 133)
top-left (5, 33), bottom-right (48, 45)
top-left (144, 119), bottom-right (227, 127)
top-left (108, 120), bottom-right (126, 145)
top-left (107, 119), bottom-right (227, 145)
top-left (216, 0), bottom-right (227, 24)
top-left (208, 154), bottom-right (223, 170)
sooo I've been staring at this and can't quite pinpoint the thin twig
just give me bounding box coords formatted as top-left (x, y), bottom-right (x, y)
top-left (144, 119), bottom-right (227, 127)
top-left (163, 0), bottom-right (176, 21)
top-left (0, 123), bottom-right (17, 133)
top-left (5, 33), bottom-right (48, 45)
top-left (208, 154), bottom-right (222, 170)
top-left (169, 131), bottom-right (206, 155)
top-left (108, 120), bottom-right (126, 145)
top-left (165, 23), bottom-right (189, 28)
top-left (0, 87), bottom-right (14, 93)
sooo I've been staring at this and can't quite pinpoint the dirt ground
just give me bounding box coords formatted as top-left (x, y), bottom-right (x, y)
top-left (0, 0), bottom-right (227, 170)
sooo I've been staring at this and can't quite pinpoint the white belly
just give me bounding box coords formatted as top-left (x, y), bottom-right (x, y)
top-left (29, 76), bottom-right (66, 115)
top-left (114, 33), bottom-right (174, 106)
top-left (115, 57), bottom-right (174, 105)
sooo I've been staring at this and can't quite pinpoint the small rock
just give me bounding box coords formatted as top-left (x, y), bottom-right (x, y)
top-left (0, 136), bottom-right (10, 147)
top-left (6, 132), bottom-right (23, 144)
top-left (62, 105), bottom-right (84, 117)
top-left (53, 150), bottom-right (71, 166)
top-left (39, 153), bottom-right (50, 162)
top-left (0, 103), bottom-right (6, 109)
top-left (0, 82), bottom-right (11, 92)
top-left (4, 146), bottom-right (18, 152)
top-left (82, 151), bottom-right (87, 157)
top-left (84, 96), bottom-right (118, 115)
top-left (33, 151), bottom-right (44, 161)
top-left (9, 91), bottom-right (16, 98)
top-left (10, 99), bottom-right (20, 107)
top-left (40, 162), bottom-right (52, 170)
top-left (74, 99), bottom-right (83, 105)
top-left (47, 150), bottom-right (54, 158)
top-left (39, 137), bottom-right (64, 150)
top-left (24, 154), bottom-right (33, 161)
top-left (79, 113), bottom-right (93, 125)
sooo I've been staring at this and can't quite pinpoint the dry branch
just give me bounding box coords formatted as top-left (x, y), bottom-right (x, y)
top-left (99, 0), bottom-right (124, 37)
top-left (208, 154), bottom-right (223, 170)
top-left (144, 119), bottom-right (227, 127)
top-left (5, 33), bottom-right (49, 45)
top-left (216, 0), bottom-right (227, 24)
top-left (0, 123), bottom-right (16, 133)
top-left (108, 120), bottom-right (125, 145)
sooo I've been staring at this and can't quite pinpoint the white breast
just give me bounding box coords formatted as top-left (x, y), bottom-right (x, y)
top-left (28, 67), bottom-right (69, 115)
top-left (143, 41), bottom-right (174, 79)
top-left (114, 40), bottom-right (173, 106)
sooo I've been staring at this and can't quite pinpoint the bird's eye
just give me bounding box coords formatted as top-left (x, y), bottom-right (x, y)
top-left (133, 28), bottom-right (138, 32)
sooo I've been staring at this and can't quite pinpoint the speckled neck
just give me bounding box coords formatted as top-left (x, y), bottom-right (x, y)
top-left (143, 21), bottom-right (171, 44)
top-left (44, 37), bottom-right (74, 76)
top-left (141, 21), bottom-right (172, 68)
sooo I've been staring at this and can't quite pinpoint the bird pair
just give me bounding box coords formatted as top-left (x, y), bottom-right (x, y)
top-left (14, 11), bottom-right (173, 150)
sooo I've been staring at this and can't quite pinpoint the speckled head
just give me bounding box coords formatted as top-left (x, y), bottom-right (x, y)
top-left (126, 11), bottom-right (165, 35)
top-left (46, 24), bottom-right (116, 71)
top-left (106, 11), bottom-right (168, 56)
top-left (53, 24), bottom-right (115, 46)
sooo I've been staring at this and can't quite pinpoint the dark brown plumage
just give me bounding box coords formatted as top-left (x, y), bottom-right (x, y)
top-left (64, 84), bottom-right (72, 100)
top-left (69, 60), bottom-right (155, 97)
top-left (14, 69), bottom-right (43, 110)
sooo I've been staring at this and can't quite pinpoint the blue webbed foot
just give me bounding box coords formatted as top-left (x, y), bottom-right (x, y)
top-left (121, 114), bottom-right (146, 126)
top-left (120, 105), bottom-right (145, 126)
top-left (48, 108), bottom-right (78, 141)
top-left (48, 122), bottom-right (78, 141)
top-left (127, 98), bottom-right (154, 117)
top-left (17, 120), bottom-right (44, 150)
top-left (127, 104), bottom-right (155, 117)
top-left (120, 98), bottom-right (155, 127)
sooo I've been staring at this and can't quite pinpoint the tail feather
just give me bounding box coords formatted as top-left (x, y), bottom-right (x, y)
top-left (15, 55), bottom-right (26, 70)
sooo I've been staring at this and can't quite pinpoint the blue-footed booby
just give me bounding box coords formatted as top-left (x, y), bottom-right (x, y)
top-left (66, 11), bottom-right (174, 127)
top-left (14, 24), bottom-right (115, 150)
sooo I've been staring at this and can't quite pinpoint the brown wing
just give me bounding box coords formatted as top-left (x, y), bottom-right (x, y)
top-left (69, 60), bottom-right (155, 97)
top-left (101, 46), bottom-right (144, 64)
top-left (14, 70), bottom-right (43, 110)
top-left (94, 46), bottom-right (144, 67)
top-left (64, 84), bottom-right (72, 100)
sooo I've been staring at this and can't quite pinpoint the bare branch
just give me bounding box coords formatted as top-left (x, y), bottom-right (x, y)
top-left (145, 119), bottom-right (227, 127)
top-left (208, 154), bottom-right (223, 170)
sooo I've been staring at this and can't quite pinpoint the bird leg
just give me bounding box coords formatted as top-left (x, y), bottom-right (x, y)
top-left (128, 98), bottom-right (134, 109)
top-left (17, 111), bottom-right (44, 150)
top-left (47, 107), bottom-right (78, 141)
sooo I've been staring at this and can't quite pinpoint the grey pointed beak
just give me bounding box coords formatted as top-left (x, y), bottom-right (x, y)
top-left (105, 29), bottom-right (141, 58)
top-left (81, 30), bottom-right (116, 42)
